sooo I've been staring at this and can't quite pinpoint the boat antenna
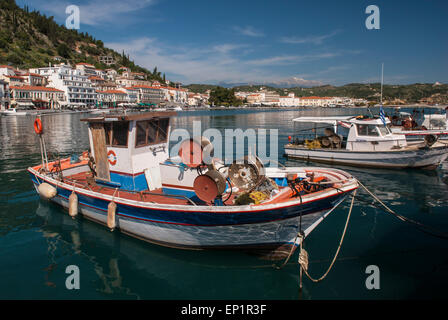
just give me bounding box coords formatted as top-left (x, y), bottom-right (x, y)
top-left (380, 63), bottom-right (384, 106)
top-left (379, 63), bottom-right (387, 126)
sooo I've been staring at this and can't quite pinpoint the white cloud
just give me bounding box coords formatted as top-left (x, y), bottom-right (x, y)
top-left (106, 37), bottom-right (321, 84)
top-left (280, 30), bottom-right (341, 45)
top-left (33, 0), bottom-right (156, 26)
top-left (233, 26), bottom-right (264, 37)
top-left (246, 53), bottom-right (339, 66)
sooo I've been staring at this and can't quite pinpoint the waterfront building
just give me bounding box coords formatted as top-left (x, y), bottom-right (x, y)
top-left (187, 92), bottom-right (209, 106)
top-left (0, 75), bottom-right (27, 87)
top-left (10, 85), bottom-right (65, 109)
top-left (21, 73), bottom-right (46, 87)
top-left (31, 64), bottom-right (97, 108)
top-left (96, 89), bottom-right (128, 108)
top-left (118, 87), bottom-right (139, 105)
top-left (161, 85), bottom-right (188, 104)
top-left (131, 85), bottom-right (164, 104)
top-left (246, 93), bottom-right (263, 105)
top-left (0, 79), bottom-right (10, 110)
top-left (279, 93), bottom-right (300, 106)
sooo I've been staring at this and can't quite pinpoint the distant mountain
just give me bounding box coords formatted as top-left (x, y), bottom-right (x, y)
top-left (213, 77), bottom-right (324, 89)
top-left (0, 0), bottom-right (165, 82)
top-left (263, 77), bottom-right (324, 88)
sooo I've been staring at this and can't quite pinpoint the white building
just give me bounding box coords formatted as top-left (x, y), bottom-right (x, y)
top-left (32, 64), bottom-right (97, 108)
top-left (75, 63), bottom-right (97, 77)
top-left (0, 65), bottom-right (17, 77)
top-left (279, 93), bottom-right (300, 106)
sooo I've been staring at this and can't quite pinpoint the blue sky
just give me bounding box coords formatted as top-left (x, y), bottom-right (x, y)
top-left (18, 0), bottom-right (448, 86)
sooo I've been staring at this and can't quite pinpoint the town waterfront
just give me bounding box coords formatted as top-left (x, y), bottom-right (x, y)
top-left (1, 108), bottom-right (448, 299)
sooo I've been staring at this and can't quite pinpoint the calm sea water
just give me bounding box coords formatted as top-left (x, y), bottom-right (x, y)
top-left (1, 107), bottom-right (448, 300)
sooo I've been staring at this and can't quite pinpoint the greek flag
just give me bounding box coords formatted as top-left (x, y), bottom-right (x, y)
top-left (379, 105), bottom-right (387, 126)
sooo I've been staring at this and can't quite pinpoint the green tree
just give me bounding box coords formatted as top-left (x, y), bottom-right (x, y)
top-left (57, 43), bottom-right (70, 58)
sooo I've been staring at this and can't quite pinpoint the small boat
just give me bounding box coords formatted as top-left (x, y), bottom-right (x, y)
top-left (284, 115), bottom-right (448, 169)
top-left (389, 110), bottom-right (448, 141)
top-left (1, 107), bottom-right (36, 116)
top-left (165, 105), bottom-right (183, 111)
top-left (27, 112), bottom-right (357, 259)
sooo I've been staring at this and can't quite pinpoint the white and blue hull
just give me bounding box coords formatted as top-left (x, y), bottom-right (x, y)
top-left (29, 167), bottom-right (357, 259)
top-left (284, 144), bottom-right (448, 169)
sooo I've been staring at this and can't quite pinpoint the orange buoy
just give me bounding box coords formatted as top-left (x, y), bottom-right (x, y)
top-left (107, 150), bottom-right (117, 166)
top-left (34, 118), bottom-right (43, 135)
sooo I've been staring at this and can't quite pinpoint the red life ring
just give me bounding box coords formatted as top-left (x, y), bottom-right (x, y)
top-left (107, 150), bottom-right (117, 165)
top-left (34, 118), bottom-right (43, 135)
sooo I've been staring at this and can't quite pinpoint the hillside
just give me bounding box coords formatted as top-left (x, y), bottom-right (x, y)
top-left (0, 0), bottom-right (165, 82)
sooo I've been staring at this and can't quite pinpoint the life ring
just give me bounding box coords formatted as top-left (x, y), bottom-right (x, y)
top-left (34, 118), bottom-right (43, 135)
top-left (107, 150), bottom-right (117, 166)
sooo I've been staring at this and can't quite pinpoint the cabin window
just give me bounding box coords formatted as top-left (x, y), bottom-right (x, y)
top-left (378, 125), bottom-right (391, 136)
top-left (112, 121), bottom-right (129, 146)
top-left (356, 124), bottom-right (379, 136)
top-left (135, 118), bottom-right (170, 147)
top-left (104, 122), bottom-right (112, 145)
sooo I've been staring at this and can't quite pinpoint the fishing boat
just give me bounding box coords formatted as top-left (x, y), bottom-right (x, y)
top-left (1, 107), bottom-right (37, 116)
top-left (389, 110), bottom-right (448, 141)
top-left (284, 115), bottom-right (448, 169)
top-left (27, 112), bottom-right (357, 259)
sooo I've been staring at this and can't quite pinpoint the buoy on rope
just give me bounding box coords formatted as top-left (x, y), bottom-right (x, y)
top-left (37, 182), bottom-right (57, 199)
top-left (107, 201), bottom-right (117, 231)
top-left (34, 118), bottom-right (43, 135)
top-left (68, 191), bottom-right (78, 218)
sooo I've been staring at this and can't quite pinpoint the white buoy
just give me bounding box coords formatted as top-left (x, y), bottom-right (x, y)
top-left (107, 201), bottom-right (117, 231)
top-left (68, 191), bottom-right (78, 218)
top-left (37, 183), bottom-right (57, 199)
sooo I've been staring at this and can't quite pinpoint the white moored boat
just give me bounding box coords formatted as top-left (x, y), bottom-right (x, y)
top-left (284, 115), bottom-right (448, 169)
top-left (27, 112), bottom-right (358, 259)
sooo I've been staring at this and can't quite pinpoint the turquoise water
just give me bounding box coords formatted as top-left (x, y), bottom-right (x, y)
top-left (1, 108), bottom-right (448, 299)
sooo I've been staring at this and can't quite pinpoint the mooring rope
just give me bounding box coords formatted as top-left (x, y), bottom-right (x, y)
top-left (298, 189), bottom-right (357, 285)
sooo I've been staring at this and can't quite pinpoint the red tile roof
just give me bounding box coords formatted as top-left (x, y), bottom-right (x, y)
top-left (76, 62), bottom-right (95, 67)
top-left (96, 90), bottom-right (127, 94)
top-left (10, 85), bottom-right (64, 92)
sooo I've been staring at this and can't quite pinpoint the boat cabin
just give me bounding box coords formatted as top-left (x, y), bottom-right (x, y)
top-left (291, 116), bottom-right (407, 152)
top-left (81, 112), bottom-right (175, 192)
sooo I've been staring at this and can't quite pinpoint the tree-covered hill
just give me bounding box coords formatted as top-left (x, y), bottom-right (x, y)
top-left (0, 0), bottom-right (165, 82)
top-left (185, 82), bottom-right (448, 104)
